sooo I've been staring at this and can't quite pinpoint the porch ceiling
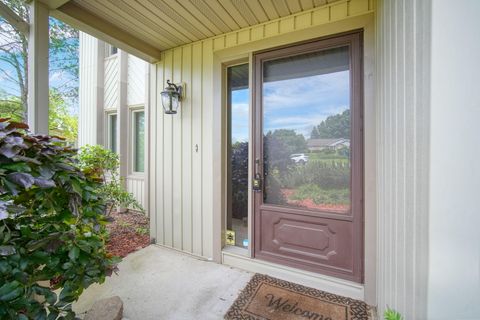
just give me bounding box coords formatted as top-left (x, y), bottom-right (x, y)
top-left (41, 0), bottom-right (341, 62)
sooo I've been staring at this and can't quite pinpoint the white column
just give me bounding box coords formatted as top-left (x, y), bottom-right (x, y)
top-left (78, 33), bottom-right (105, 147)
top-left (27, 0), bottom-right (49, 134)
top-left (375, 0), bottom-right (431, 318)
top-left (117, 50), bottom-right (128, 212)
top-left (428, 1), bottom-right (480, 318)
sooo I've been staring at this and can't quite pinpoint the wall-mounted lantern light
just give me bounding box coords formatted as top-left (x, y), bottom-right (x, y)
top-left (161, 80), bottom-right (183, 114)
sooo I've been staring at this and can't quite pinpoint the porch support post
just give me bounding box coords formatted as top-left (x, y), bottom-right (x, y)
top-left (27, 0), bottom-right (49, 134)
top-left (117, 50), bottom-right (128, 212)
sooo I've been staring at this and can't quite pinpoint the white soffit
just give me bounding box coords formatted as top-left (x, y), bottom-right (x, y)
top-left (43, 0), bottom-right (341, 62)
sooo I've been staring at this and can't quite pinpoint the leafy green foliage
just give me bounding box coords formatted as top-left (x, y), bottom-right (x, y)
top-left (289, 184), bottom-right (349, 205)
top-left (0, 0), bottom-right (79, 117)
top-left (77, 145), bottom-right (144, 214)
top-left (48, 90), bottom-right (78, 144)
top-left (311, 109), bottom-right (350, 139)
top-left (0, 95), bottom-right (23, 123)
top-left (384, 308), bottom-right (403, 320)
top-left (264, 129), bottom-right (307, 174)
top-left (231, 142), bottom-right (248, 219)
top-left (0, 119), bottom-right (118, 319)
top-left (0, 90), bottom-right (78, 144)
top-left (283, 161), bottom-right (350, 190)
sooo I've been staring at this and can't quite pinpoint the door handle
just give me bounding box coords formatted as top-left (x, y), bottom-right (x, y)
top-left (253, 158), bottom-right (262, 192)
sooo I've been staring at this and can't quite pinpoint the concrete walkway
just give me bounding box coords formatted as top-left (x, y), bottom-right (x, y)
top-left (73, 245), bottom-right (253, 320)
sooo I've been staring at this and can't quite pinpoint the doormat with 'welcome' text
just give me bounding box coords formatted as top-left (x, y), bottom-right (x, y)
top-left (225, 274), bottom-right (371, 320)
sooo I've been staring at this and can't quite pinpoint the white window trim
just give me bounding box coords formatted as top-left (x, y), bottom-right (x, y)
top-left (105, 111), bottom-right (118, 153)
top-left (129, 106), bottom-right (145, 176)
top-left (104, 43), bottom-right (118, 58)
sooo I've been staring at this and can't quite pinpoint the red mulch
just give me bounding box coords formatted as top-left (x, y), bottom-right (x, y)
top-left (106, 211), bottom-right (150, 258)
top-left (282, 189), bottom-right (350, 213)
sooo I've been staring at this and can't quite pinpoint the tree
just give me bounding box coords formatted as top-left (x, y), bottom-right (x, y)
top-left (264, 129), bottom-right (307, 173)
top-left (0, 89), bottom-right (78, 143)
top-left (266, 129), bottom-right (307, 155)
top-left (311, 109), bottom-right (350, 139)
top-left (231, 141), bottom-right (248, 219)
top-left (0, 91), bottom-right (22, 122)
top-left (49, 89), bottom-right (78, 143)
top-left (0, 0), bottom-right (79, 121)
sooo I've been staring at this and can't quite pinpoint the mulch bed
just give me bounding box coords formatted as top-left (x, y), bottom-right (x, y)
top-left (106, 210), bottom-right (150, 258)
top-left (282, 189), bottom-right (350, 213)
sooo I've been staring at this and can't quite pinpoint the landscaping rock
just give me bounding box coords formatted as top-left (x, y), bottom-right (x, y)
top-left (84, 296), bottom-right (123, 320)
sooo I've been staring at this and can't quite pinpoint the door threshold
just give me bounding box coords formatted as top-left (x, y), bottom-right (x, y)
top-left (221, 248), bottom-right (364, 301)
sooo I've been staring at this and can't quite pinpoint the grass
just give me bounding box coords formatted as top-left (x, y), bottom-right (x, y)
top-left (306, 151), bottom-right (349, 166)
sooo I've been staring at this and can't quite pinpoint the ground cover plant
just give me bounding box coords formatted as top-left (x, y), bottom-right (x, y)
top-left (0, 119), bottom-right (118, 319)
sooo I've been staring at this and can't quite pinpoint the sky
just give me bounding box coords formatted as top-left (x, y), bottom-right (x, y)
top-left (0, 16), bottom-right (79, 114)
top-left (231, 70), bottom-right (350, 142)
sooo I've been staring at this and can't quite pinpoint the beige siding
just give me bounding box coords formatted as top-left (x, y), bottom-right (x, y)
top-left (127, 55), bottom-right (146, 106)
top-left (151, 43), bottom-right (213, 256)
top-left (375, 0), bottom-right (430, 318)
top-left (149, 0), bottom-right (373, 259)
top-left (127, 176), bottom-right (146, 209)
top-left (79, 35), bottom-right (146, 211)
top-left (104, 55), bottom-right (119, 109)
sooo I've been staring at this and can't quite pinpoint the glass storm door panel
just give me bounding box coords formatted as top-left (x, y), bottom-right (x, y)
top-left (253, 32), bottom-right (364, 282)
top-left (226, 63), bottom-right (250, 248)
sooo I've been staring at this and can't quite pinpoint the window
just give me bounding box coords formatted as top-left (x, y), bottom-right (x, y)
top-left (132, 110), bottom-right (145, 173)
top-left (226, 63), bottom-right (249, 248)
top-left (105, 44), bottom-right (118, 57)
top-left (107, 113), bottom-right (117, 153)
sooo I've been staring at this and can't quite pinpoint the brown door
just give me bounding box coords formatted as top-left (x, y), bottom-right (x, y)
top-left (253, 32), bottom-right (363, 283)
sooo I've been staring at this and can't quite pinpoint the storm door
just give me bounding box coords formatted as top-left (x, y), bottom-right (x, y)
top-left (253, 32), bottom-right (363, 282)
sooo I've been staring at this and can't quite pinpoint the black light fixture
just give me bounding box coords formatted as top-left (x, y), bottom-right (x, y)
top-left (161, 80), bottom-right (183, 114)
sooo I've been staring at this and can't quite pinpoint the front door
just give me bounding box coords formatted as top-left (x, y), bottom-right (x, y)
top-left (253, 32), bottom-right (363, 283)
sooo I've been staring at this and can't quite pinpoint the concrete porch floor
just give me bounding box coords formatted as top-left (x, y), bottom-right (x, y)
top-left (73, 245), bottom-right (253, 320)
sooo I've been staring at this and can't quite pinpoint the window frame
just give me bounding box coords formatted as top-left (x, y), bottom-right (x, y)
top-left (105, 111), bottom-right (118, 154)
top-left (130, 106), bottom-right (145, 175)
top-left (224, 59), bottom-right (250, 251)
top-left (104, 43), bottom-right (118, 58)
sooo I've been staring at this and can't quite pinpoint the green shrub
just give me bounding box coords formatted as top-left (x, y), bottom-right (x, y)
top-left (77, 145), bottom-right (143, 215)
top-left (283, 161), bottom-right (350, 190)
top-left (384, 308), bottom-right (403, 320)
top-left (231, 142), bottom-right (248, 219)
top-left (265, 173), bottom-right (287, 205)
top-left (290, 184), bottom-right (349, 205)
top-left (0, 119), bottom-right (119, 319)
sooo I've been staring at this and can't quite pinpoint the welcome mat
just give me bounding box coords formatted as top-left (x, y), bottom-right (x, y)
top-left (225, 274), bottom-right (371, 320)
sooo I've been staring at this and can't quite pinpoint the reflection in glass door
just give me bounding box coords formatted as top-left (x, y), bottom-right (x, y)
top-left (254, 32), bottom-right (363, 282)
top-left (262, 46), bottom-right (351, 214)
top-left (226, 63), bottom-right (249, 248)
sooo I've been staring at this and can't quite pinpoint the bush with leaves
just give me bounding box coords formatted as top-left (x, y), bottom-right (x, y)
top-left (283, 161), bottom-right (350, 190)
top-left (384, 308), bottom-right (403, 320)
top-left (0, 119), bottom-right (118, 319)
top-left (76, 144), bottom-right (143, 215)
top-left (231, 142), bottom-right (248, 219)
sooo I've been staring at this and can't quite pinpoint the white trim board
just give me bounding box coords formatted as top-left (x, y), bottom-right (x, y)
top-left (221, 248), bottom-right (364, 301)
